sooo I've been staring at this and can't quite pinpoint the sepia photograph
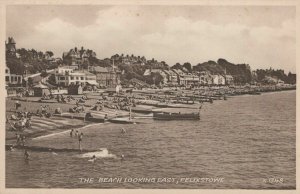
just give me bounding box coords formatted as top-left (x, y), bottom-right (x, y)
top-left (3, 2), bottom-right (297, 191)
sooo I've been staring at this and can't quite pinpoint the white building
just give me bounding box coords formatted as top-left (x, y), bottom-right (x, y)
top-left (5, 66), bottom-right (22, 85)
top-left (55, 67), bottom-right (98, 87)
top-left (211, 75), bottom-right (226, 85)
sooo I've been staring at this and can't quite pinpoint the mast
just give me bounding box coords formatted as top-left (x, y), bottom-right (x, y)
top-left (129, 107), bottom-right (132, 120)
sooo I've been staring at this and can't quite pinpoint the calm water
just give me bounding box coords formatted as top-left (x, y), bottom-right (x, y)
top-left (6, 90), bottom-right (296, 189)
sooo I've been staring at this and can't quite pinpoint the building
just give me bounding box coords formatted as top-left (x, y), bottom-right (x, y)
top-left (5, 66), bottom-right (23, 86)
top-left (55, 67), bottom-right (97, 87)
top-left (33, 82), bottom-right (50, 97)
top-left (62, 47), bottom-right (96, 66)
top-left (68, 84), bottom-right (83, 95)
top-left (211, 75), bottom-right (226, 85)
top-left (89, 66), bottom-right (120, 87)
top-left (163, 70), bottom-right (178, 85)
top-left (143, 69), bottom-right (168, 84)
top-left (172, 69), bottom-right (200, 86)
top-left (199, 71), bottom-right (212, 85)
top-left (224, 75), bottom-right (234, 85)
top-left (180, 74), bottom-right (200, 86)
top-left (111, 54), bottom-right (147, 65)
top-left (6, 37), bottom-right (16, 56)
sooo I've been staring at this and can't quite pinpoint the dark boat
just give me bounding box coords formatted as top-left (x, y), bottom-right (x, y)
top-left (248, 91), bottom-right (261, 95)
top-left (6, 144), bottom-right (99, 153)
top-left (153, 112), bottom-right (200, 120)
top-left (130, 107), bottom-right (153, 114)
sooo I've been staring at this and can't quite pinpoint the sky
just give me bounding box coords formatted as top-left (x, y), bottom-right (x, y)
top-left (6, 5), bottom-right (296, 73)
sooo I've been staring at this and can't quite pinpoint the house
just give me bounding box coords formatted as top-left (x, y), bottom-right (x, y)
top-left (143, 69), bottom-right (168, 84)
top-left (55, 68), bottom-right (97, 87)
top-left (163, 70), bottom-right (178, 85)
top-left (277, 79), bottom-right (285, 86)
top-left (224, 75), bottom-right (234, 85)
top-left (172, 69), bottom-right (186, 85)
top-left (263, 76), bottom-right (279, 85)
top-left (5, 66), bottom-right (23, 86)
top-left (6, 37), bottom-right (16, 56)
top-left (33, 82), bottom-right (50, 97)
top-left (171, 69), bottom-right (199, 86)
top-left (199, 71), bottom-right (212, 85)
top-left (89, 66), bottom-right (120, 87)
top-left (211, 75), bottom-right (226, 85)
top-left (106, 85), bottom-right (122, 94)
top-left (62, 47), bottom-right (96, 66)
top-left (183, 74), bottom-right (200, 86)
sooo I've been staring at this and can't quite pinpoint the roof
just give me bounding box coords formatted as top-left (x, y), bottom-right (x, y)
top-left (85, 80), bottom-right (98, 85)
top-left (163, 70), bottom-right (177, 76)
top-left (224, 75), bottom-right (234, 78)
top-left (143, 69), bottom-right (151, 76)
top-left (62, 52), bottom-right (69, 57)
top-left (82, 71), bottom-right (96, 76)
top-left (33, 82), bottom-right (48, 89)
top-left (93, 66), bottom-right (109, 73)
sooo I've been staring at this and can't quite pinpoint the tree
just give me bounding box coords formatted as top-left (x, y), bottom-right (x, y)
top-left (171, 63), bottom-right (182, 70)
top-left (40, 71), bottom-right (48, 78)
top-left (6, 57), bottom-right (25, 75)
top-left (28, 77), bottom-right (33, 87)
top-left (46, 51), bottom-right (54, 58)
top-left (48, 74), bottom-right (57, 86)
top-left (183, 62), bottom-right (192, 72)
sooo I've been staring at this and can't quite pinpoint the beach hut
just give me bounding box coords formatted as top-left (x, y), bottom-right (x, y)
top-left (68, 84), bottom-right (83, 95)
top-left (106, 85), bottom-right (122, 94)
top-left (33, 82), bottom-right (50, 97)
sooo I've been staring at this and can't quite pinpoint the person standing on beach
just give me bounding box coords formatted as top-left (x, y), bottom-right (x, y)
top-left (24, 150), bottom-right (29, 160)
top-left (15, 100), bottom-right (21, 110)
top-left (121, 128), bottom-right (126, 134)
top-left (15, 133), bottom-right (20, 145)
top-left (78, 132), bottom-right (83, 151)
top-left (21, 135), bottom-right (26, 146)
top-left (70, 129), bottom-right (74, 137)
top-left (75, 130), bottom-right (79, 137)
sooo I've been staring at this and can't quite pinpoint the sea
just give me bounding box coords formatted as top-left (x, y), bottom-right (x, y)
top-left (6, 90), bottom-right (296, 189)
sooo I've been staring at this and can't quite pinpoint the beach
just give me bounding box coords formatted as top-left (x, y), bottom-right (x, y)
top-left (5, 89), bottom-right (296, 189)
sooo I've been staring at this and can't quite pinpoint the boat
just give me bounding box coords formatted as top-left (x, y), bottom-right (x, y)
top-left (153, 111), bottom-right (200, 120)
top-left (130, 107), bottom-right (153, 114)
top-left (5, 144), bottom-right (99, 153)
top-left (248, 91), bottom-right (261, 95)
top-left (108, 117), bottom-right (136, 124)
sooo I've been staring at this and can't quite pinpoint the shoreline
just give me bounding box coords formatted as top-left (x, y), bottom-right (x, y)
top-left (31, 122), bottom-right (105, 140)
top-left (5, 87), bottom-right (296, 142)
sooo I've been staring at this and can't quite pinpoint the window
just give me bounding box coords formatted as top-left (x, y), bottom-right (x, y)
top-left (76, 77), bottom-right (79, 80)
top-left (81, 77), bottom-right (84, 80)
top-left (5, 76), bottom-right (9, 82)
top-left (71, 76), bottom-right (74, 80)
top-left (15, 77), bottom-right (17, 81)
top-left (60, 77), bottom-right (65, 80)
top-left (5, 69), bottom-right (8, 74)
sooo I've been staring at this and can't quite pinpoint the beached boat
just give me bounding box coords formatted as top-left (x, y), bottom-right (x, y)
top-left (130, 107), bottom-right (153, 114)
top-left (108, 117), bottom-right (136, 124)
top-left (153, 112), bottom-right (200, 120)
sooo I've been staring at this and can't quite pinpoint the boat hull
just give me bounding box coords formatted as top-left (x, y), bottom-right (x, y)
top-left (153, 112), bottom-right (200, 120)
